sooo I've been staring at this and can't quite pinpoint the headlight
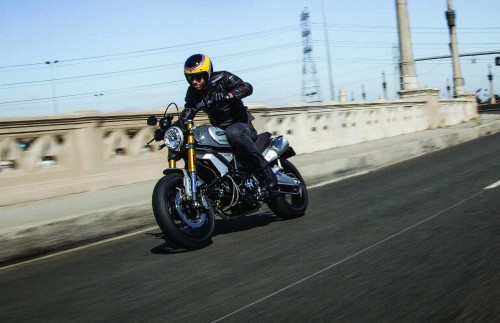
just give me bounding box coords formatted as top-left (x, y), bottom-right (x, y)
top-left (164, 126), bottom-right (184, 151)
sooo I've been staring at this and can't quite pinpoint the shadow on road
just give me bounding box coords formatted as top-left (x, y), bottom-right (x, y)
top-left (149, 211), bottom-right (280, 254)
top-left (213, 211), bottom-right (278, 236)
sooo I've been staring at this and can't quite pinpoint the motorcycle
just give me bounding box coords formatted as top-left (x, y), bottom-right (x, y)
top-left (146, 79), bottom-right (308, 249)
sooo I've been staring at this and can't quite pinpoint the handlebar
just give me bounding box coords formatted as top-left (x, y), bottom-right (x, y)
top-left (195, 95), bottom-right (230, 111)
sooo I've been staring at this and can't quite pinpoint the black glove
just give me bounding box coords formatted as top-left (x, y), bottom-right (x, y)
top-left (154, 129), bottom-right (165, 141)
top-left (211, 91), bottom-right (229, 105)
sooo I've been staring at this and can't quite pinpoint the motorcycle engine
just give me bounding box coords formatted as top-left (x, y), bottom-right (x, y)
top-left (213, 172), bottom-right (262, 218)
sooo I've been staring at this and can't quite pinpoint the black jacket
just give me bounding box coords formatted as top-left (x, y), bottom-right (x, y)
top-left (182, 71), bottom-right (253, 128)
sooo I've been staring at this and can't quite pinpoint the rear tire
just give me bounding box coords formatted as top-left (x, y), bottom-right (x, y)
top-left (267, 160), bottom-right (308, 219)
top-left (152, 173), bottom-right (215, 249)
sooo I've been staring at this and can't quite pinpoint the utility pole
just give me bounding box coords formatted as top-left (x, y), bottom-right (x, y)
top-left (45, 60), bottom-right (59, 114)
top-left (94, 93), bottom-right (104, 110)
top-left (488, 64), bottom-right (496, 104)
top-left (446, 0), bottom-right (464, 97)
top-left (392, 43), bottom-right (400, 96)
top-left (382, 71), bottom-right (388, 100)
top-left (321, 0), bottom-right (335, 101)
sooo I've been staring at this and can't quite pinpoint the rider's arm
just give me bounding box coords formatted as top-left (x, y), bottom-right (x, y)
top-left (222, 72), bottom-right (253, 100)
top-left (180, 87), bottom-right (199, 122)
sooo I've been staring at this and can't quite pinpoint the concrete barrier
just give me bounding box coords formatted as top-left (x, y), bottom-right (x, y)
top-left (0, 93), bottom-right (477, 206)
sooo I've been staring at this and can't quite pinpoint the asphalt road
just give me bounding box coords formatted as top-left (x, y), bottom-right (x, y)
top-left (1, 133), bottom-right (499, 322)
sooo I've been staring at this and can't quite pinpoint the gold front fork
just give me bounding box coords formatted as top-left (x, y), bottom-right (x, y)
top-left (166, 121), bottom-right (196, 170)
top-left (165, 120), bottom-right (199, 203)
top-left (186, 122), bottom-right (197, 173)
top-left (168, 120), bottom-right (201, 207)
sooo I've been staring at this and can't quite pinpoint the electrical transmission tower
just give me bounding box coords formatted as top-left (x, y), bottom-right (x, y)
top-left (301, 8), bottom-right (322, 103)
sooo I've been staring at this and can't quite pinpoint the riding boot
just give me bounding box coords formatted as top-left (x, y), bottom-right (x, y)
top-left (261, 164), bottom-right (278, 191)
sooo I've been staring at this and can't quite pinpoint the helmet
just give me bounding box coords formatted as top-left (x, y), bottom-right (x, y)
top-left (184, 54), bottom-right (213, 83)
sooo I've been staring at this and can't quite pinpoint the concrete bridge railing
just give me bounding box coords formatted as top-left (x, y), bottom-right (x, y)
top-left (0, 92), bottom-right (477, 206)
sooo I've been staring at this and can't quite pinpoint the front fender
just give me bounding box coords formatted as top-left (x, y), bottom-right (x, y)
top-left (162, 168), bottom-right (187, 176)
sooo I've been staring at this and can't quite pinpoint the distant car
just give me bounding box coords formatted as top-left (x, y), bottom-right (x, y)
top-left (36, 156), bottom-right (56, 167)
top-left (0, 160), bottom-right (15, 170)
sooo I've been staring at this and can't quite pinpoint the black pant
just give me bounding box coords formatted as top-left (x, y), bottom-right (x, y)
top-left (225, 122), bottom-right (269, 171)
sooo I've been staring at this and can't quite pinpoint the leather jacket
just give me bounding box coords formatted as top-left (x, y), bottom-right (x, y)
top-left (182, 71), bottom-right (254, 129)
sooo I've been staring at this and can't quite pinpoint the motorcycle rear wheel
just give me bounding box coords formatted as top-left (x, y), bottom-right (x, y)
top-left (152, 173), bottom-right (215, 249)
top-left (267, 159), bottom-right (308, 219)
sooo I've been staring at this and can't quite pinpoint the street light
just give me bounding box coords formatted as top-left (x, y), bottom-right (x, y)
top-left (45, 60), bottom-right (59, 114)
top-left (94, 93), bottom-right (104, 110)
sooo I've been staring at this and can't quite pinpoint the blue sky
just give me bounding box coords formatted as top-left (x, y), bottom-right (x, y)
top-left (1, 0), bottom-right (499, 117)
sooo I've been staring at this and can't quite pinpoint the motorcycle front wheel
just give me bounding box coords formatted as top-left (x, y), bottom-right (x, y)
top-left (267, 159), bottom-right (308, 219)
top-left (152, 173), bottom-right (215, 249)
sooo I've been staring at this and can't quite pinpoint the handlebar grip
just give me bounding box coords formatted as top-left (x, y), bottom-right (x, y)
top-left (196, 99), bottom-right (214, 110)
top-left (195, 101), bottom-right (205, 110)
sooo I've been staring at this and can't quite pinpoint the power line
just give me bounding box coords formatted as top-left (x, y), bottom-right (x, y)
top-left (0, 43), bottom-right (302, 89)
top-left (415, 50), bottom-right (500, 61)
top-left (0, 59), bottom-right (302, 106)
top-left (0, 81), bottom-right (183, 105)
top-left (0, 25), bottom-right (300, 70)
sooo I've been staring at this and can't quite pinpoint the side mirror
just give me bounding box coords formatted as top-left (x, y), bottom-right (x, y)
top-left (147, 115), bottom-right (157, 126)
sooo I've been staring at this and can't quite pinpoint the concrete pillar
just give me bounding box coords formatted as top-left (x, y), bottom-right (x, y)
top-left (396, 0), bottom-right (419, 91)
top-left (399, 88), bottom-right (441, 129)
top-left (72, 117), bottom-right (104, 173)
top-left (446, 0), bottom-right (464, 97)
top-left (339, 88), bottom-right (347, 102)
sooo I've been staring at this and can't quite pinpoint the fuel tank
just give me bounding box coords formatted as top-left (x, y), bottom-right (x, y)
top-left (194, 125), bottom-right (230, 148)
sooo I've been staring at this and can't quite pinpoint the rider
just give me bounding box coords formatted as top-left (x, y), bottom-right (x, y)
top-left (180, 53), bottom-right (277, 191)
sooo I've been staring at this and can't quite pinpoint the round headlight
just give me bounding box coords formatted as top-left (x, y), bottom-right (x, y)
top-left (164, 126), bottom-right (184, 151)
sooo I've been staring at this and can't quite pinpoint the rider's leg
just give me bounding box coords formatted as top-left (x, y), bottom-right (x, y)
top-left (225, 123), bottom-right (277, 190)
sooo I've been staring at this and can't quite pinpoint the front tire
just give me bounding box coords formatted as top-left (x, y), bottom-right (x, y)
top-left (152, 173), bottom-right (215, 249)
top-left (267, 160), bottom-right (308, 219)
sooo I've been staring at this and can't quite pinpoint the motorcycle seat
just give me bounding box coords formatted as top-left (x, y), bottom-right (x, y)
top-left (255, 132), bottom-right (272, 152)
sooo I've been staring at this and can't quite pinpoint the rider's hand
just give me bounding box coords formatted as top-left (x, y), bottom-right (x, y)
top-left (154, 129), bottom-right (165, 141)
top-left (211, 91), bottom-right (229, 105)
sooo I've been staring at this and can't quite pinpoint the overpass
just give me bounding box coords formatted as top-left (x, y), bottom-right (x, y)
top-left (1, 91), bottom-right (500, 264)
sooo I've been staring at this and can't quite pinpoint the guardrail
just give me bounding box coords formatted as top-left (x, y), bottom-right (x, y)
top-left (0, 92), bottom-right (477, 206)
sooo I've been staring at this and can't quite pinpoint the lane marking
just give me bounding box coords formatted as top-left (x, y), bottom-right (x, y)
top-left (211, 190), bottom-right (484, 323)
top-left (485, 180), bottom-right (500, 189)
top-left (0, 226), bottom-right (158, 271)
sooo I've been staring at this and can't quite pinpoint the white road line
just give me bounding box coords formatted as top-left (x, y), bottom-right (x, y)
top-left (485, 180), bottom-right (500, 189)
top-left (211, 190), bottom-right (484, 323)
top-left (0, 226), bottom-right (158, 271)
